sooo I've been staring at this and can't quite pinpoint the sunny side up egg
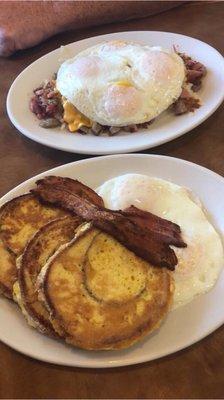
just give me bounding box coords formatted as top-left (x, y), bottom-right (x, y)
top-left (96, 174), bottom-right (224, 309)
top-left (56, 41), bottom-right (185, 127)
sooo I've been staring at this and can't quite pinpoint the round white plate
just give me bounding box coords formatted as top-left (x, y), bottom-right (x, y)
top-left (7, 31), bottom-right (224, 155)
top-left (0, 154), bottom-right (224, 368)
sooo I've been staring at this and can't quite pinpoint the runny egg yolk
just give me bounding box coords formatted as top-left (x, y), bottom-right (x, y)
top-left (114, 81), bottom-right (132, 87)
top-left (62, 98), bottom-right (92, 132)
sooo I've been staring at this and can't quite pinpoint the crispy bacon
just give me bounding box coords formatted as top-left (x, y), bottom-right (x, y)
top-left (38, 176), bottom-right (104, 207)
top-left (122, 206), bottom-right (186, 248)
top-left (32, 177), bottom-right (186, 270)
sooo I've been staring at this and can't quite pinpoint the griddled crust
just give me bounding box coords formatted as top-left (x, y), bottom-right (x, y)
top-left (0, 196), bottom-right (27, 298)
top-left (41, 224), bottom-right (173, 350)
top-left (0, 179), bottom-right (175, 350)
top-left (18, 216), bottom-right (81, 336)
top-left (0, 193), bottom-right (67, 255)
top-left (0, 240), bottom-right (16, 298)
top-left (0, 193), bottom-right (67, 297)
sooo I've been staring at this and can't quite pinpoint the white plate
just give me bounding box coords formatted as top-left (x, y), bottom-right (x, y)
top-left (0, 154), bottom-right (224, 368)
top-left (7, 31), bottom-right (224, 155)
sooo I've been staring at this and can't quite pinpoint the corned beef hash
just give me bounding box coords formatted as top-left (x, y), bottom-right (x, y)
top-left (30, 40), bottom-right (206, 136)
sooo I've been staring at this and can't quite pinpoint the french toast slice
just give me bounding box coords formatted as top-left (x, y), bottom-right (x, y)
top-left (15, 216), bottom-right (81, 337)
top-left (0, 194), bottom-right (67, 297)
top-left (39, 223), bottom-right (174, 350)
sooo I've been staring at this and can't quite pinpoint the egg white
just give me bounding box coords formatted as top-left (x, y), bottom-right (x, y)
top-left (56, 41), bottom-right (185, 126)
top-left (96, 174), bottom-right (224, 309)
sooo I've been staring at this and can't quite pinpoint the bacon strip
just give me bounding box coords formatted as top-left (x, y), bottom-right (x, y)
top-left (35, 177), bottom-right (185, 247)
top-left (122, 206), bottom-right (186, 248)
top-left (32, 177), bottom-right (186, 270)
top-left (38, 175), bottom-right (104, 207)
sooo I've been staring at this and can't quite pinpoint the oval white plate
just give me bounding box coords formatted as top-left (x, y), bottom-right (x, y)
top-left (0, 154), bottom-right (224, 368)
top-left (7, 31), bottom-right (224, 155)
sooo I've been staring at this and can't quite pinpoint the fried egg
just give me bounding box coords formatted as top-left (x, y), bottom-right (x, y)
top-left (97, 174), bottom-right (224, 309)
top-left (56, 41), bottom-right (185, 126)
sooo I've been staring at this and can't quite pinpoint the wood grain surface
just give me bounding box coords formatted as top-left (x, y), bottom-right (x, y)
top-left (0, 2), bottom-right (224, 399)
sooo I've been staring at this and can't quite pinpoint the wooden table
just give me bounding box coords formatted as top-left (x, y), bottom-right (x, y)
top-left (0, 2), bottom-right (224, 398)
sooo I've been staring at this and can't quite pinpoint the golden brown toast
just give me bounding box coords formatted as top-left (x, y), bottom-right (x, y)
top-left (15, 216), bottom-right (81, 336)
top-left (39, 224), bottom-right (174, 350)
top-left (0, 194), bottom-right (67, 297)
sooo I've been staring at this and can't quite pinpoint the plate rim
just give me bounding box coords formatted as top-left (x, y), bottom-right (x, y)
top-left (6, 30), bottom-right (224, 155)
top-left (1, 153), bottom-right (224, 204)
top-left (0, 153), bottom-right (224, 368)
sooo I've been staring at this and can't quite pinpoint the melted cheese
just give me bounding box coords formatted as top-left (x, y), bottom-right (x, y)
top-left (62, 99), bottom-right (92, 132)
